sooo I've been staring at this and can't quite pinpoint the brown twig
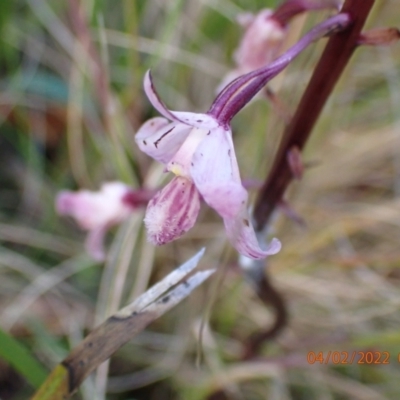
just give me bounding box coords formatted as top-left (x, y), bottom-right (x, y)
top-left (31, 250), bottom-right (213, 399)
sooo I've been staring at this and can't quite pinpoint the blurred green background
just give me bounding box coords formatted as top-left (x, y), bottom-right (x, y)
top-left (1, 0), bottom-right (400, 399)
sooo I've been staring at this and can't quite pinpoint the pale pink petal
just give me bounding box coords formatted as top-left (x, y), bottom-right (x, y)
top-left (224, 208), bottom-right (281, 259)
top-left (167, 127), bottom-right (210, 178)
top-left (191, 128), bottom-right (247, 218)
top-left (171, 112), bottom-right (220, 130)
top-left (144, 176), bottom-right (201, 245)
top-left (144, 70), bottom-right (219, 130)
top-left (135, 118), bottom-right (192, 164)
top-left (200, 182), bottom-right (248, 219)
top-left (85, 226), bottom-right (108, 262)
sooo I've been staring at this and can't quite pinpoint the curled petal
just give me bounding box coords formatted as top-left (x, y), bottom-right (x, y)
top-left (144, 70), bottom-right (219, 130)
top-left (224, 207), bottom-right (281, 260)
top-left (135, 118), bottom-right (192, 164)
top-left (144, 70), bottom-right (182, 123)
top-left (144, 176), bottom-right (201, 245)
top-left (191, 128), bottom-right (246, 218)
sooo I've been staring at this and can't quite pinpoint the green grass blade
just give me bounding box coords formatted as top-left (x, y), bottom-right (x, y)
top-left (0, 328), bottom-right (48, 388)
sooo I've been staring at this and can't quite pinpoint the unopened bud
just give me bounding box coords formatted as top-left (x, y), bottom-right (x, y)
top-left (358, 28), bottom-right (400, 46)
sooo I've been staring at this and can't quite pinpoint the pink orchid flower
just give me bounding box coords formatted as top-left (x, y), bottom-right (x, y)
top-left (135, 72), bottom-right (281, 260)
top-left (56, 182), bottom-right (151, 261)
top-left (135, 12), bottom-right (350, 259)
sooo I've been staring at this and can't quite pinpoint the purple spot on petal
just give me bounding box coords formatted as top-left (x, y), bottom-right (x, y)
top-left (243, 219), bottom-right (250, 227)
top-left (143, 140), bottom-right (147, 145)
top-left (154, 127), bottom-right (175, 148)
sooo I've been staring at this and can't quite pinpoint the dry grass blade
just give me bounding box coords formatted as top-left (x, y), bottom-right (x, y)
top-left (31, 249), bottom-right (214, 400)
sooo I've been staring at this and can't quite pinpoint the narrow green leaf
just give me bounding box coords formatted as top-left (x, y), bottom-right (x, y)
top-left (0, 328), bottom-right (48, 388)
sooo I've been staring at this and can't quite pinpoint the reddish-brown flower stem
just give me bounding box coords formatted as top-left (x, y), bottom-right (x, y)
top-left (242, 0), bottom-right (376, 362)
top-left (253, 0), bottom-right (376, 230)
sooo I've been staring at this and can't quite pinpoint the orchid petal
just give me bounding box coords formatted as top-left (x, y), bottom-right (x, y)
top-left (144, 70), bottom-right (219, 130)
top-left (144, 70), bottom-right (182, 123)
top-left (171, 112), bottom-right (220, 130)
top-left (85, 226), bottom-right (108, 262)
top-left (191, 128), bottom-right (247, 218)
top-left (135, 118), bottom-right (192, 164)
top-left (167, 127), bottom-right (209, 178)
top-left (200, 182), bottom-right (248, 219)
top-left (144, 176), bottom-right (201, 245)
top-left (224, 207), bottom-right (281, 259)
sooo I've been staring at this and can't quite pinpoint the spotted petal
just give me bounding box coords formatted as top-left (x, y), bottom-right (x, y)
top-left (191, 128), bottom-right (247, 219)
top-left (144, 176), bottom-right (201, 245)
top-left (224, 206), bottom-right (281, 259)
top-left (135, 117), bottom-right (192, 164)
top-left (144, 70), bottom-right (219, 130)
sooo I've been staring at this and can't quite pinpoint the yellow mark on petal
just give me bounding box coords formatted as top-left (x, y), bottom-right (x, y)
top-left (170, 165), bottom-right (184, 177)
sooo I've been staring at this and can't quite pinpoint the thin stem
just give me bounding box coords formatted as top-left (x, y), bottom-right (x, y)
top-left (241, 267), bottom-right (288, 360)
top-left (242, 0), bottom-right (376, 362)
top-left (208, 13), bottom-right (351, 125)
top-left (253, 0), bottom-right (375, 230)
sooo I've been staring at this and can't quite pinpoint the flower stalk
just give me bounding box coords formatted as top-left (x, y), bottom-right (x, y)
top-left (241, 0), bottom-right (377, 361)
top-left (253, 0), bottom-right (376, 230)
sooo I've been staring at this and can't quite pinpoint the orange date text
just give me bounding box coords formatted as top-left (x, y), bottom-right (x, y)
top-left (307, 351), bottom-right (391, 365)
